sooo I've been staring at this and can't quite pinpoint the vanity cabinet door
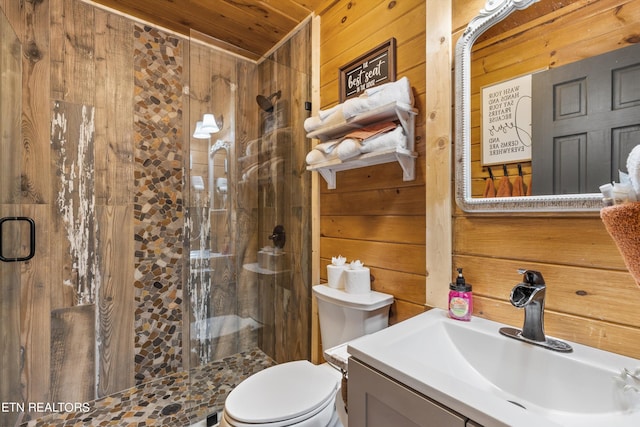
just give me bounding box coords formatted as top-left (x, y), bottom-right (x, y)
top-left (349, 358), bottom-right (467, 427)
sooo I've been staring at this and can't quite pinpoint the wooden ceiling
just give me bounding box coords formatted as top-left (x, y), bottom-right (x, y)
top-left (88, 0), bottom-right (328, 60)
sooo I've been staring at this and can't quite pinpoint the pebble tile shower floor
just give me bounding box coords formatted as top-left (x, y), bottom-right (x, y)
top-left (22, 348), bottom-right (275, 426)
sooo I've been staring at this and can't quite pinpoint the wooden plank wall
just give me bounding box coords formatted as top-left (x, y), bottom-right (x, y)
top-left (452, 0), bottom-right (640, 359)
top-left (314, 0), bottom-right (428, 361)
top-left (255, 25), bottom-right (314, 364)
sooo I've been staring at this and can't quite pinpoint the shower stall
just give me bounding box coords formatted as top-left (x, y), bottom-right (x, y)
top-left (185, 28), bottom-right (314, 370)
top-left (0, 2), bottom-right (312, 424)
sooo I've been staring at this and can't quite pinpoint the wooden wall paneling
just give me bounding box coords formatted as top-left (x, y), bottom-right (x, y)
top-left (97, 205), bottom-right (135, 397)
top-left (50, 304), bottom-right (95, 403)
top-left (425, 0), bottom-right (453, 308)
top-left (320, 215), bottom-right (425, 244)
top-left (454, 216), bottom-right (628, 270)
top-left (0, 0), bottom-right (52, 415)
top-left (20, 205), bottom-right (52, 410)
top-left (50, 0), bottom-right (96, 105)
top-left (310, 14), bottom-right (321, 365)
top-left (94, 10), bottom-right (134, 206)
top-left (15, 0), bottom-right (49, 207)
top-left (320, 186), bottom-right (425, 216)
top-left (0, 17), bottom-right (21, 205)
top-left (320, 238), bottom-right (425, 276)
top-left (452, 255), bottom-right (640, 328)
top-left (319, 1), bottom-right (425, 107)
top-left (50, 101), bottom-right (98, 310)
top-left (10, 0), bottom-right (50, 207)
top-left (319, 0), bottom-right (423, 61)
top-left (286, 25), bottom-right (313, 362)
top-left (0, 209), bottom-right (22, 427)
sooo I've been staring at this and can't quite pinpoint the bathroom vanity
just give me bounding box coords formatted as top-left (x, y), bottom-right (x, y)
top-left (349, 357), bottom-right (481, 426)
top-left (347, 309), bottom-right (640, 427)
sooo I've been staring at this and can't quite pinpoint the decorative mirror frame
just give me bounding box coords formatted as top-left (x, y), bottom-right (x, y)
top-left (454, 0), bottom-right (602, 212)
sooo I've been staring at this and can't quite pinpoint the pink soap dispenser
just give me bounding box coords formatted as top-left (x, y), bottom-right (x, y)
top-left (449, 268), bottom-right (473, 321)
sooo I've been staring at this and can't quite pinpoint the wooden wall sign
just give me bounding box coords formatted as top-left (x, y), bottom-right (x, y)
top-left (339, 38), bottom-right (396, 102)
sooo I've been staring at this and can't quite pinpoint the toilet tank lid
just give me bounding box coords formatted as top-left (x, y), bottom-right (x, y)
top-left (312, 285), bottom-right (393, 311)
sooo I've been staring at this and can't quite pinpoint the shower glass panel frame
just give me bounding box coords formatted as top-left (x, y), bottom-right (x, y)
top-left (186, 27), bottom-right (313, 424)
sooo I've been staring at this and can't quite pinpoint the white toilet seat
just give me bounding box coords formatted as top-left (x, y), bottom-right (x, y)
top-left (222, 360), bottom-right (339, 427)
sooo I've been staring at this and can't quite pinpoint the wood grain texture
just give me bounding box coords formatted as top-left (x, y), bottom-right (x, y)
top-left (0, 206), bottom-right (26, 427)
top-left (51, 0), bottom-right (96, 105)
top-left (89, 0), bottom-right (323, 60)
top-left (50, 305), bottom-right (96, 403)
top-left (94, 10), bottom-right (134, 206)
top-left (97, 205), bottom-right (135, 397)
top-left (425, 0), bottom-right (453, 308)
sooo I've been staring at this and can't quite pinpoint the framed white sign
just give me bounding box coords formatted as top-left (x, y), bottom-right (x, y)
top-left (481, 74), bottom-right (532, 165)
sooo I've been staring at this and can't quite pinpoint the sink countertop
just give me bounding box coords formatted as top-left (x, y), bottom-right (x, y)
top-left (347, 308), bottom-right (640, 427)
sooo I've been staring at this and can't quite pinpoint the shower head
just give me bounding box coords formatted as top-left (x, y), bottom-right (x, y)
top-left (256, 90), bottom-right (281, 113)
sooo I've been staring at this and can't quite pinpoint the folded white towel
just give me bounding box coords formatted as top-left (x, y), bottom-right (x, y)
top-left (342, 96), bottom-right (370, 120)
top-left (304, 116), bottom-right (323, 132)
top-left (306, 149), bottom-right (338, 165)
top-left (360, 126), bottom-right (406, 153)
top-left (318, 104), bottom-right (341, 120)
top-left (343, 76), bottom-right (413, 119)
top-left (315, 140), bottom-right (341, 154)
top-left (627, 144), bottom-right (640, 195)
top-left (365, 76), bottom-right (411, 98)
top-left (336, 139), bottom-right (362, 161)
top-left (304, 107), bottom-right (347, 133)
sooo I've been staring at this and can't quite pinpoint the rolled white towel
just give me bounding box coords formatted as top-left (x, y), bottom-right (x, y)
top-left (315, 140), bottom-right (341, 154)
top-left (360, 126), bottom-right (406, 153)
top-left (304, 108), bottom-right (348, 133)
top-left (318, 104), bottom-right (342, 120)
top-left (336, 138), bottom-right (362, 161)
top-left (304, 116), bottom-right (323, 132)
top-left (627, 144), bottom-right (640, 195)
top-left (306, 149), bottom-right (337, 165)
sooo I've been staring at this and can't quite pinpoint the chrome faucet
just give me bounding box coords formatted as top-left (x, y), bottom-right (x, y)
top-left (499, 269), bottom-right (572, 352)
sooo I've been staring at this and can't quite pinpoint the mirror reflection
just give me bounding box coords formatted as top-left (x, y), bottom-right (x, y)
top-left (456, 0), bottom-right (640, 211)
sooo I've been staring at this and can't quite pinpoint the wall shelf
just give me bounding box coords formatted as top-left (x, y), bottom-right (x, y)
top-left (306, 102), bottom-right (418, 189)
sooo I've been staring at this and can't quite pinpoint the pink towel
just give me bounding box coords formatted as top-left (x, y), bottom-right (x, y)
top-left (601, 202), bottom-right (640, 287)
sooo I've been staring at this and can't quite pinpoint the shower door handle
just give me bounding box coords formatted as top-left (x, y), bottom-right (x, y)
top-left (0, 217), bottom-right (36, 262)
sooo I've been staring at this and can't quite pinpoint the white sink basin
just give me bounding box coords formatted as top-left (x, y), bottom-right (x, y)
top-left (347, 308), bottom-right (640, 427)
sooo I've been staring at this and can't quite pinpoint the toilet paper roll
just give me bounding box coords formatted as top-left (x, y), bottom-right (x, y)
top-left (344, 268), bottom-right (371, 294)
top-left (327, 265), bottom-right (348, 289)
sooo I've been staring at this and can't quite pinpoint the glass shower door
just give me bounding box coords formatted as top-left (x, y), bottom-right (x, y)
top-left (0, 10), bottom-right (25, 427)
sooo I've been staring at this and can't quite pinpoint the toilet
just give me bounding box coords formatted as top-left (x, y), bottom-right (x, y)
top-left (219, 284), bottom-right (394, 427)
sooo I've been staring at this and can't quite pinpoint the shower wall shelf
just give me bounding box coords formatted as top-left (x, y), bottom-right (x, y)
top-left (306, 102), bottom-right (418, 189)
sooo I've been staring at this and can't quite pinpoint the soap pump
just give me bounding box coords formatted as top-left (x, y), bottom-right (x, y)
top-left (448, 268), bottom-right (473, 321)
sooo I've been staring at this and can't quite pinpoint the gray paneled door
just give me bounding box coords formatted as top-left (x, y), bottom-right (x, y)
top-left (532, 43), bottom-right (640, 195)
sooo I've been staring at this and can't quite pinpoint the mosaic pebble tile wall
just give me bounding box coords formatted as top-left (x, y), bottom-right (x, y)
top-left (132, 25), bottom-right (185, 384)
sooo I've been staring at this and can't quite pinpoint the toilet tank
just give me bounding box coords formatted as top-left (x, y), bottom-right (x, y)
top-left (312, 285), bottom-right (393, 350)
